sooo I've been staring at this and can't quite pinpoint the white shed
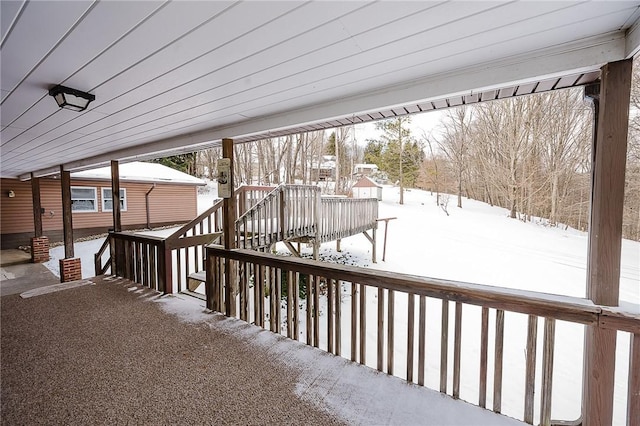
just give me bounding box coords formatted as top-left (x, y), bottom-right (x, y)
top-left (352, 176), bottom-right (382, 201)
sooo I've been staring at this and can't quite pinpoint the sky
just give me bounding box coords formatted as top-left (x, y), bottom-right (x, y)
top-left (353, 109), bottom-right (447, 145)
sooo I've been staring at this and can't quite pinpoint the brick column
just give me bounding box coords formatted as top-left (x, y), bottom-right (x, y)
top-left (31, 236), bottom-right (50, 263)
top-left (59, 258), bottom-right (82, 282)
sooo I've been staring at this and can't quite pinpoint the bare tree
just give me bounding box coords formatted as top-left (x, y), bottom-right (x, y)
top-left (437, 107), bottom-right (472, 208)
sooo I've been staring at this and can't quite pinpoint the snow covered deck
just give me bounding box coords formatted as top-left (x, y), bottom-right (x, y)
top-left (1, 274), bottom-right (524, 425)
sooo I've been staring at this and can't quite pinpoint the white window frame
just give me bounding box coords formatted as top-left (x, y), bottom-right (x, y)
top-left (101, 187), bottom-right (127, 212)
top-left (71, 186), bottom-right (98, 212)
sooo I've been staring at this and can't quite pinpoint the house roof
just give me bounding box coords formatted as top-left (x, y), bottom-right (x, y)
top-left (355, 164), bottom-right (379, 170)
top-left (353, 176), bottom-right (382, 189)
top-left (2, 2), bottom-right (640, 179)
top-left (71, 162), bottom-right (205, 186)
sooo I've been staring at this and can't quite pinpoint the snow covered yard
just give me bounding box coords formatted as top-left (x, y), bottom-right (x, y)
top-left (271, 186), bottom-right (639, 424)
top-left (46, 183), bottom-right (638, 424)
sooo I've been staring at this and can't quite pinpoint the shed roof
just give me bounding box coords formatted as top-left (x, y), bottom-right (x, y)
top-left (353, 176), bottom-right (382, 188)
top-left (71, 162), bottom-right (205, 186)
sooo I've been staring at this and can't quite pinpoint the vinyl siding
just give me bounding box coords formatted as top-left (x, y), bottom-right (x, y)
top-left (1, 178), bottom-right (198, 246)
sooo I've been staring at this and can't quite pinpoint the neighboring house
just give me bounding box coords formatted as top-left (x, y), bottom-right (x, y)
top-left (310, 155), bottom-right (336, 181)
top-left (351, 176), bottom-right (382, 201)
top-left (353, 163), bottom-right (379, 177)
top-left (0, 162), bottom-right (205, 249)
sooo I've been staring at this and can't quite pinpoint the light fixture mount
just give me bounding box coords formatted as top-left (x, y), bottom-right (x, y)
top-left (48, 85), bottom-right (95, 112)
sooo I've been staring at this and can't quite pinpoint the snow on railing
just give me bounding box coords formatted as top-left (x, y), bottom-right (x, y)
top-left (235, 184), bottom-right (378, 250)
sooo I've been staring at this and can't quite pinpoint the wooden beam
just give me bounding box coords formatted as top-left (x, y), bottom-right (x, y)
top-left (111, 160), bottom-right (122, 232)
top-left (583, 59), bottom-right (632, 426)
top-left (30, 173), bottom-right (42, 237)
top-left (60, 166), bottom-right (74, 259)
top-left (222, 138), bottom-right (236, 316)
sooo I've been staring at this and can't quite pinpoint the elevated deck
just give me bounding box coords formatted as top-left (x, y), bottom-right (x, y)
top-left (235, 185), bottom-right (378, 257)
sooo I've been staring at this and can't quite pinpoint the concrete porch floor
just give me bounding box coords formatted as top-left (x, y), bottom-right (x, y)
top-left (1, 275), bottom-right (525, 425)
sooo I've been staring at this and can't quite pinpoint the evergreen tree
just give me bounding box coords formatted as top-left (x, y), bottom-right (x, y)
top-left (151, 153), bottom-right (196, 175)
top-left (363, 139), bottom-right (384, 166)
top-left (373, 117), bottom-right (421, 204)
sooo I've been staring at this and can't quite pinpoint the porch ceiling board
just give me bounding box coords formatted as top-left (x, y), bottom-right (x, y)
top-left (1, 1), bottom-right (639, 178)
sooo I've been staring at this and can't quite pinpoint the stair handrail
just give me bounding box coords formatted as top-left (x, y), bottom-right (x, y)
top-left (166, 199), bottom-right (224, 244)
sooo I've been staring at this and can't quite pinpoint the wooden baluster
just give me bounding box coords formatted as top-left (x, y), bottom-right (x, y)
top-left (150, 244), bottom-right (157, 290)
top-left (351, 282), bottom-right (358, 362)
top-left (628, 333), bottom-right (640, 426)
top-left (388, 289), bottom-right (395, 375)
top-left (287, 270), bottom-right (294, 339)
top-left (359, 284), bottom-right (367, 365)
top-left (407, 293), bottom-right (415, 382)
top-left (142, 243), bottom-right (147, 286)
top-left (418, 295), bottom-right (426, 386)
top-left (184, 246), bottom-right (189, 292)
top-left (493, 309), bottom-right (505, 413)
top-left (328, 278), bottom-right (334, 353)
top-left (524, 315), bottom-right (538, 424)
top-left (335, 280), bottom-right (341, 357)
top-left (293, 271), bottom-right (300, 340)
top-left (313, 275), bottom-right (320, 348)
top-left (540, 318), bottom-right (555, 426)
top-left (268, 266), bottom-right (275, 332)
top-left (479, 307), bottom-right (489, 408)
top-left (377, 288), bottom-right (385, 372)
top-left (306, 274), bottom-right (313, 346)
top-left (256, 264), bottom-right (264, 328)
top-left (275, 267), bottom-right (282, 333)
top-left (211, 255), bottom-right (219, 312)
top-left (440, 300), bottom-right (449, 393)
top-left (176, 249), bottom-right (182, 292)
top-left (239, 261), bottom-right (246, 321)
top-left (136, 241), bottom-right (142, 284)
top-left (453, 301), bottom-right (462, 399)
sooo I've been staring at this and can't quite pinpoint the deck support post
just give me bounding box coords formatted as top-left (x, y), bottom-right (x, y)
top-left (582, 59), bottom-right (632, 426)
top-left (31, 174), bottom-right (43, 237)
top-left (222, 138), bottom-right (237, 317)
top-left (60, 166), bottom-right (74, 259)
top-left (30, 174), bottom-right (50, 263)
top-left (110, 161), bottom-right (126, 278)
top-left (111, 160), bottom-right (122, 232)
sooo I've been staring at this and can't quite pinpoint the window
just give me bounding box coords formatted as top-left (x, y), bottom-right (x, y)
top-left (71, 187), bottom-right (97, 212)
top-left (102, 188), bottom-right (127, 212)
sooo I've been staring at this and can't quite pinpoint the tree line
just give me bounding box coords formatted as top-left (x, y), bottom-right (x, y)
top-left (153, 67), bottom-right (640, 241)
top-left (418, 85), bottom-right (639, 241)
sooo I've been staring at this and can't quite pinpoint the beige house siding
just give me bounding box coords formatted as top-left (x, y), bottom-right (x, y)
top-left (1, 178), bottom-right (199, 249)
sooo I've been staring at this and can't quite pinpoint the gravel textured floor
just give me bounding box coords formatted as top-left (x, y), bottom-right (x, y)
top-left (1, 277), bottom-right (344, 425)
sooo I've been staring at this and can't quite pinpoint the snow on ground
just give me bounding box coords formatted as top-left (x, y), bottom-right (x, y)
top-left (46, 183), bottom-right (639, 424)
top-left (272, 186), bottom-right (639, 424)
top-left (154, 292), bottom-right (524, 426)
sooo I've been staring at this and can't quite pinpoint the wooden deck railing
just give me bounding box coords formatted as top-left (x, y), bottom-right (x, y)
top-left (318, 196), bottom-right (378, 243)
top-left (235, 185), bottom-right (378, 250)
top-left (95, 185), bottom-right (274, 292)
top-left (204, 245), bottom-right (640, 426)
top-left (235, 185), bottom-right (320, 250)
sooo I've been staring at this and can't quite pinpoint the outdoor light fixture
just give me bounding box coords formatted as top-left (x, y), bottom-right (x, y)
top-left (48, 85), bottom-right (95, 112)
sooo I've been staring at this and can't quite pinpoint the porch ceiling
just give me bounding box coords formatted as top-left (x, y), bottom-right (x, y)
top-left (1, 1), bottom-right (640, 179)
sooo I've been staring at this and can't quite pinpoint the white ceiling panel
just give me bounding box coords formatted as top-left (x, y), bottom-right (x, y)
top-left (0, 1), bottom-right (94, 101)
top-left (1, 1), bottom-right (639, 178)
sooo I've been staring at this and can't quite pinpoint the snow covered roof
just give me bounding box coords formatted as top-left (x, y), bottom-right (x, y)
top-left (352, 176), bottom-right (382, 188)
top-left (71, 162), bottom-right (205, 186)
top-left (354, 163), bottom-right (378, 170)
